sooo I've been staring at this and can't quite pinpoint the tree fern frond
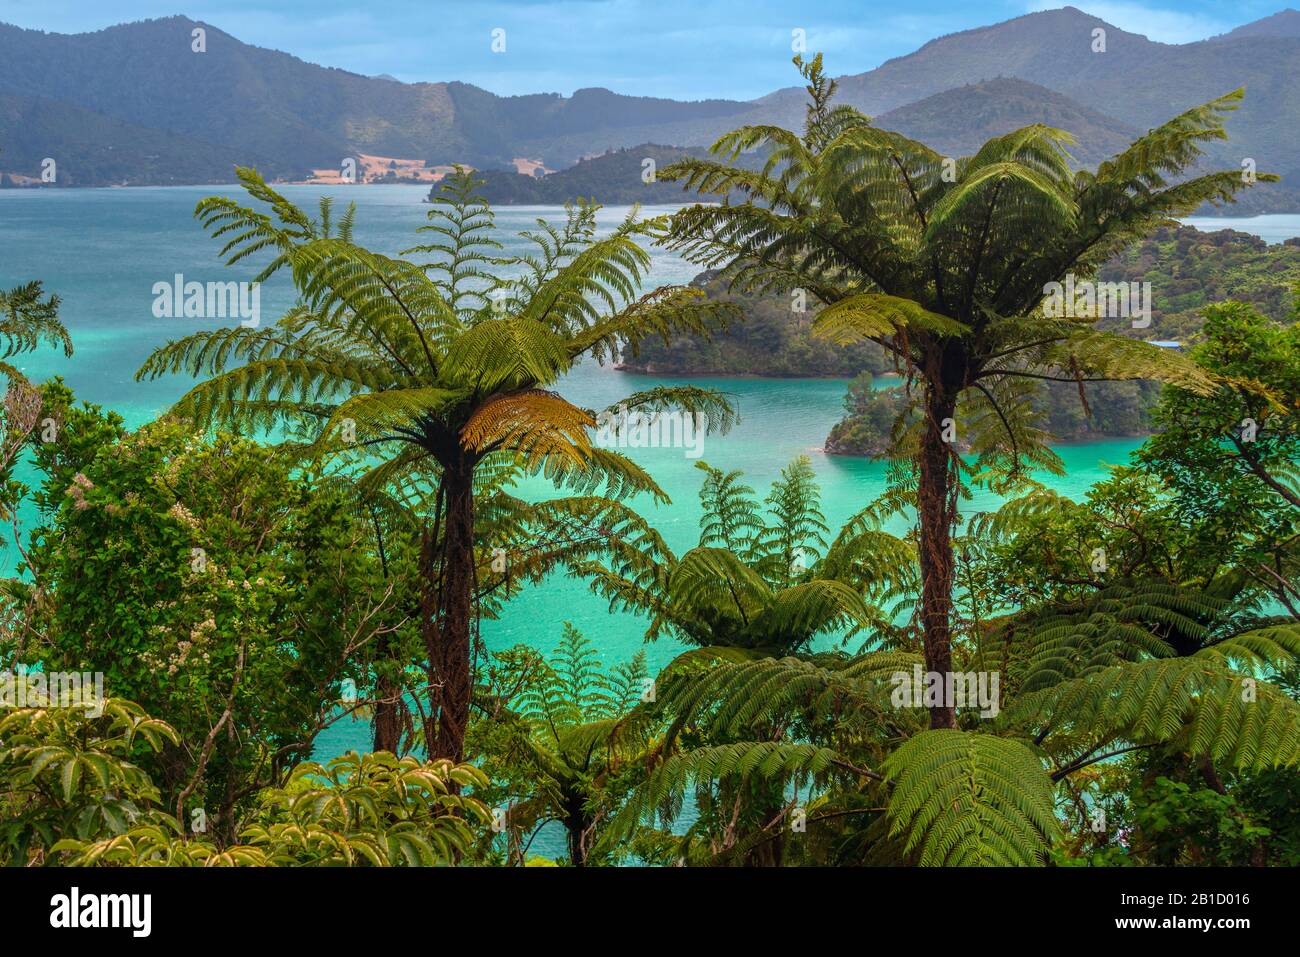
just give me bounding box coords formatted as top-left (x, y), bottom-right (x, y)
top-left (1016, 657), bottom-right (1300, 770)
top-left (883, 730), bottom-right (1058, 866)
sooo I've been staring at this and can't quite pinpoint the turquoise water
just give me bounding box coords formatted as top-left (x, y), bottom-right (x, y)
top-left (3, 187), bottom-right (1296, 766)
top-left (1183, 214), bottom-right (1300, 245)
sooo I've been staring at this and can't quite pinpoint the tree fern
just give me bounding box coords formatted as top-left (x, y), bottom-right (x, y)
top-left (138, 168), bottom-right (736, 763)
top-left (659, 53), bottom-right (1270, 728)
top-left (0, 281), bottom-right (72, 385)
top-left (883, 730), bottom-right (1059, 866)
top-left (1016, 657), bottom-right (1300, 771)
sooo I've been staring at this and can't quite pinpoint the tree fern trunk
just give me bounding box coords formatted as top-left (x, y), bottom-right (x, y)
top-left (565, 796), bottom-right (590, 867)
top-left (368, 507), bottom-right (404, 756)
top-left (918, 387), bottom-right (957, 729)
top-left (372, 671), bottom-right (402, 754)
top-left (427, 460), bottom-right (476, 763)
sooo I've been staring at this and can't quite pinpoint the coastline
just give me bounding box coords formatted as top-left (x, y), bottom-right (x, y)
top-left (2, 181), bottom-right (1297, 223)
top-left (612, 363), bottom-right (862, 380)
top-left (822, 426), bottom-right (1154, 458)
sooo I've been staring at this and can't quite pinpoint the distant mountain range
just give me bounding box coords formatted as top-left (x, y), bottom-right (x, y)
top-left (1, 7), bottom-right (1298, 211)
top-left (465, 79), bottom-right (1140, 206)
top-left (874, 77), bottom-right (1141, 168)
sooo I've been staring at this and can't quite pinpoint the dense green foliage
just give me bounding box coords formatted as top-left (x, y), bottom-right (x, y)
top-left (1100, 227), bottom-right (1300, 342)
top-left (822, 229), bottom-right (1299, 452)
top-left (637, 226), bottom-right (1300, 450)
top-left (659, 52), bottom-right (1259, 737)
top-left (1, 698), bottom-right (488, 866)
top-left (574, 455), bottom-right (915, 651)
top-left (133, 166), bottom-right (738, 767)
top-left (4, 52), bottom-right (1300, 870)
top-left (7, 385), bottom-right (414, 837)
top-left (471, 624), bottom-right (652, 866)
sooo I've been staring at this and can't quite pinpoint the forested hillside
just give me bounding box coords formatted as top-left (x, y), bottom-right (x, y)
top-left (2, 7), bottom-right (1299, 207)
top-left (620, 225), bottom-right (1300, 452)
top-left (464, 145), bottom-right (719, 205)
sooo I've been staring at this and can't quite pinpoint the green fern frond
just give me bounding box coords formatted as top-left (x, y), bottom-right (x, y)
top-left (1016, 657), bottom-right (1300, 770)
top-left (883, 730), bottom-right (1059, 866)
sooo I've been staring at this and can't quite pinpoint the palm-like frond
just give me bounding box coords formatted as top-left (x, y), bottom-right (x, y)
top-left (0, 281), bottom-right (72, 371)
top-left (1016, 657), bottom-right (1300, 770)
top-left (883, 730), bottom-right (1059, 866)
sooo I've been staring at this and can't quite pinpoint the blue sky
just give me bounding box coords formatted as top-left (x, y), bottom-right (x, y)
top-left (0, 1), bottom-right (1288, 99)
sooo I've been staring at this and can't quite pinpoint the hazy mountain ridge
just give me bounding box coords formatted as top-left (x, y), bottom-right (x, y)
top-left (0, 90), bottom-right (261, 186)
top-left (1209, 8), bottom-right (1300, 40)
top-left (874, 77), bottom-right (1140, 167)
top-left (762, 9), bottom-right (1299, 163)
top-left (0, 7), bottom-right (1297, 210)
top-left (472, 79), bottom-right (1126, 206)
top-left (756, 7), bottom-right (1300, 209)
top-left (0, 16), bottom-right (760, 182)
